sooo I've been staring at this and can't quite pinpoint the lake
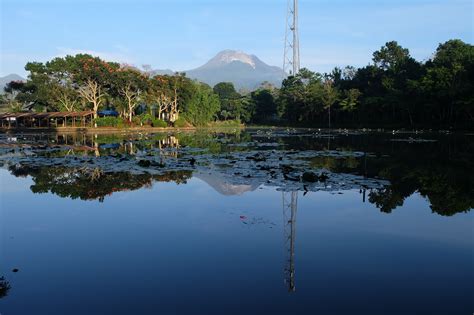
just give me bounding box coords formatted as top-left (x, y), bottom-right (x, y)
top-left (0, 129), bottom-right (472, 315)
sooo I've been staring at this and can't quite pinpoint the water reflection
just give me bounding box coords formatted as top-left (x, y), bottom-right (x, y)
top-left (8, 165), bottom-right (192, 202)
top-left (282, 191), bottom-right (298, 292)
top-left (0, 130), bottom-right (472, 314)
top-left (0, 276), bottom-right (11, 299)
top-left (1, 130), bottom-right (472, 216)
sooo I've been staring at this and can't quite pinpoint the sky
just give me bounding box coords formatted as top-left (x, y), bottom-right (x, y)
top-left (1, 0), bottom-right (473, 77)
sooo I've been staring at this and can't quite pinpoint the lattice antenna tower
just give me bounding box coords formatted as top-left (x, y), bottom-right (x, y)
top-left (283, 0), bottom-right (300, 75)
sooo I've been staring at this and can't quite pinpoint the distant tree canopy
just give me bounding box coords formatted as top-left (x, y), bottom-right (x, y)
top-left (276, 39), bottom-right (474, 129)
top-left (2, 39), bottom-right (473, 129)
top-left (1, 54), bottom-right (222, 126)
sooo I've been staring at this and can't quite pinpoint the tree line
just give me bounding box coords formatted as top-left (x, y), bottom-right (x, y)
top-left (228, 39), bottom-right (473, 129)
top-left (191, 39), bottom-right (474, 130)
top-left (1, 54), bottom-right (222, 126)
top-left (277, 39), bottom-right (473, 129)
top-left (1, 39), bottom-right (473, 129)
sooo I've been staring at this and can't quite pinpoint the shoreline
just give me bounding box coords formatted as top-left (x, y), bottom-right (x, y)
top-left (0, 126), bottom-right (197, 134)
top-left (0, 125), bottom-right (250, 135)
top-left (0, 125), bottom-right (471, 135)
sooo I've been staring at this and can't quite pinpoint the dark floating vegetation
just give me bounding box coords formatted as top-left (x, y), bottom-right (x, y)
top-left (0, 129), bottom-right (473, 216)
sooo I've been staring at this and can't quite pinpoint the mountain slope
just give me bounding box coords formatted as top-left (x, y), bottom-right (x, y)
top-left (185, 50), bottom-right (286, 90)
top-left (0, 74), bottom-right (25, 93)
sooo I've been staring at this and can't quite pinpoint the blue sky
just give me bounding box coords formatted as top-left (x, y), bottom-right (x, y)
top-left (1, 0), bottom-right (473, 77)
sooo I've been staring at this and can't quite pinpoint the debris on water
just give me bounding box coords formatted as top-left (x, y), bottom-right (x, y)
top-left (283, 174), bottom-right (299, 182)
top-left (281, 165), bottom-right (296, 174)
top-left (0, 131), bottom-right (390, 195)
top-left (150, 161), bottom-right (166, 168)
top-left (302, 171), bottom-right (318, 182)
top-left (390, 138), bottom-right (437, 143)
top-left (319, 173), bottom-right (329, 182)
top-left (246, 153), bottom-right (266, 162)
top-left (137, 160), bottom-right (151, 167)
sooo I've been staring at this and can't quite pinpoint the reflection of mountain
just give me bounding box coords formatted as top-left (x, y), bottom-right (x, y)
top-left (195, 172), bottom-right (259, 196)
top-left (1, 131), bottom-right (472, 215)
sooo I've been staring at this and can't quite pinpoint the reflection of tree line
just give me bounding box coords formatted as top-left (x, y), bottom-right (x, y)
top-left (30, 133), bottom-right (182, 158)
top-left (367, 159), bottom-right (473, 216)
top-left (4, 132), bottom-right (473, 215)
top-left (0, 276), bottom-right (11, 299)
top-left (8, 151), bottom-right (472, 215)
top-left (5, 129), bottom-right (249, 151)
top-left (24, 131), bottom-right (248, 157)
top-left (9, 164), bottom-right (192, 203)
top-left (307, 137), bottom-right (474, 216)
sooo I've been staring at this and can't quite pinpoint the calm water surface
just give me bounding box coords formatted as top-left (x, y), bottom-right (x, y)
top-left (0, 129), bottom-right (473, 315)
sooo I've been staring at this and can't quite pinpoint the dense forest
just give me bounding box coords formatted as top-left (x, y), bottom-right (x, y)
top-left (1, 39), bottom-right (473, 129)
top-left (277, 39), bottom-right (474, 129)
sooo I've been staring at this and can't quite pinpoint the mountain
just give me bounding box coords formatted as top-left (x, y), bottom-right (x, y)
top-left (185, 50), bottom-right (287, 90)
top-left (195, 171), bottom-right (259, 196)
top-left (148, 69), bottom-right (175, 76)
top-left (0, 74), bottom-right (25, 93)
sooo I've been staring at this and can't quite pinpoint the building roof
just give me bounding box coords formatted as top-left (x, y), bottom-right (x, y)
top-left (0, 111), bottom-right (94, 120)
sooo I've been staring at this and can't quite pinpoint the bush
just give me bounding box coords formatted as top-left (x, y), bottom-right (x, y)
top-left (140, 114), bottom-right (154, 126)
top-left (174, 117), bottom-right (188, 128)
top-left (132, 115), bottom-right (142, 126)
top-left (208, 119), bottom-right (243, 128)
top-left (152, 119), bottom-right (167, 128)
top-left (95, 117), bottom-right (124, 127)
top-left (132, 114), bottom-right (168, 127)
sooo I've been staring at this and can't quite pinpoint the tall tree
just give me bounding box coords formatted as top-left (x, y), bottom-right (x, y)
top-left (71, 54), bottom-right (119, 119)
top-left (113, 68), bottom-right (146, 122)
top-left (213, 82), bottom-right (243, 120)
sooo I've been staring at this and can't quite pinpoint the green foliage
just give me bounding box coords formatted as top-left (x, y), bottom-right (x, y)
top-left (275, 39), bottom-right (473, 129)
top-left (249, 89), bottom-right (277, 123)
top-left (9, 39), bottom-right (474, 130)
top-left (173, 117), bottom-right (188, 128)
top-left (182, 82), bottom-right (221, 126)
top-left (208, 119), bottom-right (242, 128)
top-left (373, 41), bottom-right (410, 70)
top-left (132, 115), bottom-right (142, 126)
top-left (152, 119), bottom-right (167, 128)
top-left (136, 113), bottom-right (168, 127)
top-left (139, 113), bottom-right (154, 125)
top-left (213, 82), bottom-right (240, 99)
top-left (340, 89), bottom-right (361, 112)
top-left (213, 82), bottom-right (244, 120)
top-left (94, 117), bottom-right (124, 128)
